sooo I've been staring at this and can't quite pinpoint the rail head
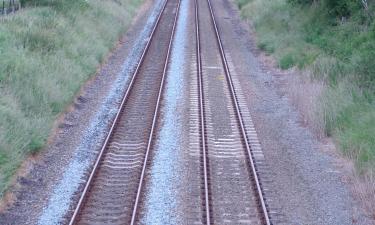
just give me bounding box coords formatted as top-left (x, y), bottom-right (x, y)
top-left (194, 0), bottom-right (211, 224)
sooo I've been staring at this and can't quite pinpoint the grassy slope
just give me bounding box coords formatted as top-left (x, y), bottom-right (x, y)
top-left (0, 0), bottom-right (143, 195)
top-left (237, 0), bottom-right (375, 173)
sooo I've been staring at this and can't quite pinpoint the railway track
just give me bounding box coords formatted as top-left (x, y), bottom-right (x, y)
top-left (69, 0), bottom-right (271, 224)
top-left (69, 0), bottom-right (180, 224)
top-left (195, 0), bottom-right (271, 224)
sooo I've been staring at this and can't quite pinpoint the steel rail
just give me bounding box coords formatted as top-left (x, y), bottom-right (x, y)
top-left (68, 0), bottom-right (170, 224)
top-left (194, 0), bottom-right (211, 224)
top-left (204, 0), bottom-right (271, 224)
top-left (129, 0), bottom-right (181, 223)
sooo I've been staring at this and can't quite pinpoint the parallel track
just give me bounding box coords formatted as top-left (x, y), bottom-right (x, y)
top-left (195, 0), bottom-right (271, 224)
top-left (69, 0), bottom-right (180, 224)
top-left (69, 0), bottom-right (270, 223)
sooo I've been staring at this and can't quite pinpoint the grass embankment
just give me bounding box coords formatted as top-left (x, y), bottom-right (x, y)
top-left (237, 0), bottom-right (375, 173)
top-left (0, 0), bottom-right (143, 196)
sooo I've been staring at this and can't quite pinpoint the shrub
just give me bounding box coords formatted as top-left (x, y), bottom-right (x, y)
top-left (325, 0), bottom-right (361, 17)
top-left (287, 0), bottom-right (315, 5)
top-left (288, 0), bottom-right (363, 17)
top-left (29, 136), bottom-right (44, 154)
top-left (257, 41), bottom-right (275, 54)
top-left (237, 0), bottom-right (252, 9)
top-left (279, 53), bottom-right (295, 69)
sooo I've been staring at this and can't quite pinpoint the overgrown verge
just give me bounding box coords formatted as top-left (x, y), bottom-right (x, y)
top-left (237, 0), bottom-right (375, 215)
top-left (0, 0), bottom-right (143, 196)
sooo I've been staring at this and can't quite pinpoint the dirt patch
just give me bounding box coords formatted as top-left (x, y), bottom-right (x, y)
top-left (0, 193), bottom-right (15, 213)
top-left (0, 153), bottom-right (41, 213)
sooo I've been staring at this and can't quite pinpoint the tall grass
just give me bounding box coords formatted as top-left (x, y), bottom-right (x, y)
top-left (237, 0), bottom-right (375, 173)
top-left (0, 0), bottom-right (143, 196)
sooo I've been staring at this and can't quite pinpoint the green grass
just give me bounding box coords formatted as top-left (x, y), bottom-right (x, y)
top-left (238, 0), bottom-right (375, 173)
top-left (320, 81), bottom-right (375, 171)
top-left (0, 0), bottom-right (143, 196)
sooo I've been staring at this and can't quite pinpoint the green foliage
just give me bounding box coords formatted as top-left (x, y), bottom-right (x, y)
top-left (20, 0), bottom-right (51, 6)
top-left (287, 0), bottom-right (314, 5)
top-left (279, 53), bottom-right (295, 69)
top-left (355, 41), bottom-right (375, 90)
top-left (321, 83), bottom-right (375, 171)
top-left (288, 0), bottom-right (363, 17)
top-left (0, 152), bottom-right (7, 165)
top-left (238, 0), bottom-right (375, 172)
top-left (237, 0), bottom-right (252, 9)
top-left (240, 0), bottom-right (374, 91)
top-left (0, 0), bottom-right (143, 195)
top-left (257, 41), bottom-right (275, 54)
top-left (324, 0), bottom-right (362, 17)
top-left (28, 136), bottom-right (44, 154)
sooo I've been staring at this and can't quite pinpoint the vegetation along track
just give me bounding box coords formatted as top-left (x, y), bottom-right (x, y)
top-left (195, 0), bottom-right (271, 223)
top-left (68, 0), bottom-right (180, 224)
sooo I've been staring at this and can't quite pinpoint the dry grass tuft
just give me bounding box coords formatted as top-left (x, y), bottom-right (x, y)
top-left (287, 70), bottom-right (326, 138)
top-left (353, 172), bottom-right (375, 219)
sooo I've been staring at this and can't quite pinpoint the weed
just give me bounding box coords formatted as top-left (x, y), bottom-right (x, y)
top-left (279, 53), bottom-right (295, 69)
top-left (28, 136), bottom-right (44, 154)
top-left (257, 41), bottom-right (275, 54)
top-left (237, 0), bottom-right (252, 9)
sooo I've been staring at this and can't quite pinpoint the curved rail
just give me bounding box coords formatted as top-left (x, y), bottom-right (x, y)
top-left (68, 0), bottom-right (173, 224)
top-left (196, 0), bottom-right (271, 224)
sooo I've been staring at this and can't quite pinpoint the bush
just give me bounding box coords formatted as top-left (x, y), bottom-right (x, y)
top-left (355, 41), bottom-right (375, 91)
top-left (29, 136), bottom-right (44, 154)
top-left (287, 0), bottom-right (315, 5)
top-left (279, 53), bottom-right (295, 69)
top-left (325, 0), bottom-right (361, 17)
top-left (288, 0), bottom-right (363, 17)
top-left (257, 41), bottom-right (275, 54)
top-left (237, 0), bottom-right (252, 9)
